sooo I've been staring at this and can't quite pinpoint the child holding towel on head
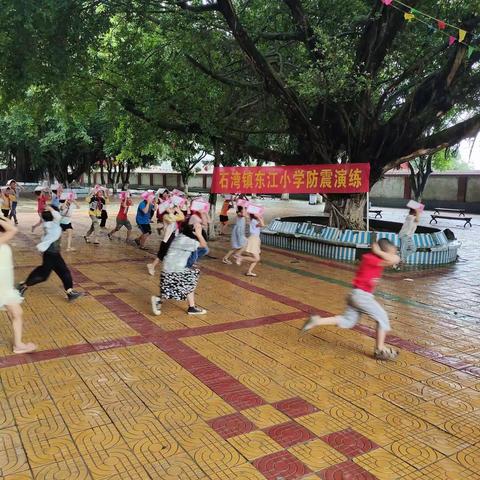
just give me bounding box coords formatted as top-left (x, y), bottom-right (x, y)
top-left (59, 193), bottom-right (79, 251)
top-left (235, 211), bottom-right (265, 277)
top-left (108, 191), bottom-right (133, 243)
top-left (301, 239), bottom-right (400, 361)
top-left (223, 206), bottom-right (247, 264)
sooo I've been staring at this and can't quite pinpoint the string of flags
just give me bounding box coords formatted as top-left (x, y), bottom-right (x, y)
top-left (380, 0), bottom-right (478, 59)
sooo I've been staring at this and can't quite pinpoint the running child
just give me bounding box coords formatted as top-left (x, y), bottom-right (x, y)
top-left (219, 197), bottom-right (233, 235)
top-left (151, 223), bottom-right (207, 316)
top-left (235, 213), bottom-right (265, 277)
top-left (108, 191), bottom-right (133, 243)
top-left (59, 193), bottom-right (79, 251)
top-left (147, 204), bottom-right (185, 276)
top-left (134, 191), bottom-right (155, 249)
top-left (1, 187), bottom-right (11, 218)
top-left (18, 207), bottom-right (83, 302)
top-left (6, 180), bottom-right (19, 225)
top-left (0, 218), bottom-right (37, 354)
top-left (223, 206), bottom-right (247, 264)
top-left (50, 184), bottom-right (62, 210)
top-left (301, 239), bottom-right (400, 361)
top-left (399, 207), bottom-right (421, 262)
top-left (84, 188), bottom-right (103, 245)
top-left (32, 187), bottom-right (49, 232)
top-left (186, 205), bottom-right (209, 267)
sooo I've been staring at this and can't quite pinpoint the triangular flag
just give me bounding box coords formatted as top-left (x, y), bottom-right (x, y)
top-left (467, 46), bottom-right (475, 58)
top-left (381, 0), bottom-right (393, 5)
top-left (404, 12), bottom-right (415, 21)
top-left (449, 36), bottom-right (456, 46)
top-left (437, 20), bottom-right (446, 30)
top-left (411, 8), bottom-right (419, 15)
top-left (459, 29), bottom-right (467, 42)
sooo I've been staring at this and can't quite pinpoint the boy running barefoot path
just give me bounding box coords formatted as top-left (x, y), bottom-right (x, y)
top-left (302, 239), bottom-right (400, 361)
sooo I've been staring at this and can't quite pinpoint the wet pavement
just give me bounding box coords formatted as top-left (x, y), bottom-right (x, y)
top-left (0, 199), bottom-right (478, 479)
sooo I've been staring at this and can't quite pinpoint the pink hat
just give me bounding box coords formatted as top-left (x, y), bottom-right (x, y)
top-left (141, 191), bottom-right (154, 201)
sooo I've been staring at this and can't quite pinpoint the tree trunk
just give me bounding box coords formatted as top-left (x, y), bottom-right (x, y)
top-left (121, 162), bottom-right (132, 189)
top-left (208, 143), bottom-right (221, 240)
top-left (100, 161), bottom-right (105, 185)
top-left (328, 194), bottom-right (367, 230)
top-left (181, 174), bottom-right (190, 195)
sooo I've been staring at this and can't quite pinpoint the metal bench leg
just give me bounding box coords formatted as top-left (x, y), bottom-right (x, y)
top-left (465, 220), bottom-right (472, 228)
top-left (460, 213), bottom-right (465, 217)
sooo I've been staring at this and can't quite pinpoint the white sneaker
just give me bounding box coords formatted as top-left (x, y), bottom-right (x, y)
top-left (147, 264), bottom-right (155, 276)
top-left (151, 296), bottom-right (162, 316)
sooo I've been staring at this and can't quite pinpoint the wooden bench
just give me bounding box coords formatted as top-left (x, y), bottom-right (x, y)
top-left (430, 215), bottom-right (472, 228)
top-left (433, 207), bottom-right (466, 217)
top-left (369, 209), bottom-right (383, 219)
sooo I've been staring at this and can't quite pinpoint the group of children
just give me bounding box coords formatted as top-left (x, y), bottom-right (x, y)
top-left (220, 197), bottom-right (265, 277)
top-left (0, 180), bottom-right (425, 362)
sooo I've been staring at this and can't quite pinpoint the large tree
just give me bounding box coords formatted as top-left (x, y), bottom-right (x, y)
top-left (1, 0), bottom-right (479, 227)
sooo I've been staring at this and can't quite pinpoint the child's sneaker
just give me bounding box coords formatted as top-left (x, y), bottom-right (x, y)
top-left (187, 306), bottom-right (207, 315)
top-left (151, 296), bottom-right (162, 316)
top-left (67, 290), bottom-right (83, 302)
top-left (374, 347), bottom-right (398, 361)
top-left (16, 282), bottom-right (27, 297)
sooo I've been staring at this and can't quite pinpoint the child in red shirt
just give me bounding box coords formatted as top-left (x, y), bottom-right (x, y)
top-left (31, 187), bottom-right (49, 233)
top-left (108, 192), bottom-right (133, 243)
top-left (302, 239), bottom-right (400, 360)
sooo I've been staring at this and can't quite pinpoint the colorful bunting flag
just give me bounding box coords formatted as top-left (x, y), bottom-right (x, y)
top-left (378, 1), bottom-right (476, 62)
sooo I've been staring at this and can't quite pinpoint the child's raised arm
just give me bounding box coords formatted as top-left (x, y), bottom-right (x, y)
top-left (371, 242), bottom-right (400, 267)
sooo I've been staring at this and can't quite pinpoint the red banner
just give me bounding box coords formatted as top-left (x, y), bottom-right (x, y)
top-left (211, 164), bottom-right (370, 194)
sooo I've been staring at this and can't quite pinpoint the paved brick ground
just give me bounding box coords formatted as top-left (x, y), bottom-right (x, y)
top-left (0, 200), bottom-right (478, 479)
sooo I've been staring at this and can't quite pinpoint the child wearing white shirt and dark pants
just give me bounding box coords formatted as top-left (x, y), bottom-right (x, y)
top-left (18, 207), bottom-right (82, 301)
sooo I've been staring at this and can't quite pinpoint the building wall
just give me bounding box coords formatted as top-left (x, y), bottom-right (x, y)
top-left (422, 177), bottom-right (459, 201)
top-left (371, 173), bottom-right (480, 213)
top-left (466, 177), bottom-right (480, 202)
top-left (370, 176), bottom-right (404, 198)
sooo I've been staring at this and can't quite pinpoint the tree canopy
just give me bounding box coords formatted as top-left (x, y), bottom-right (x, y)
top-left (0, 0), bottom-right (479, 223)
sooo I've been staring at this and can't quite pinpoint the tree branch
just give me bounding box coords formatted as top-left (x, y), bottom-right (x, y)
top-left (416, 114), bottom-right (480, 151)
top-left (283, 0), bottom-right (323, 62)
top-left (185, 54), bottom-right (260, 89)
top-left (213, 0), bottom-right (330, 163)
top-left (257, 31), bottom-right (302, 41)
